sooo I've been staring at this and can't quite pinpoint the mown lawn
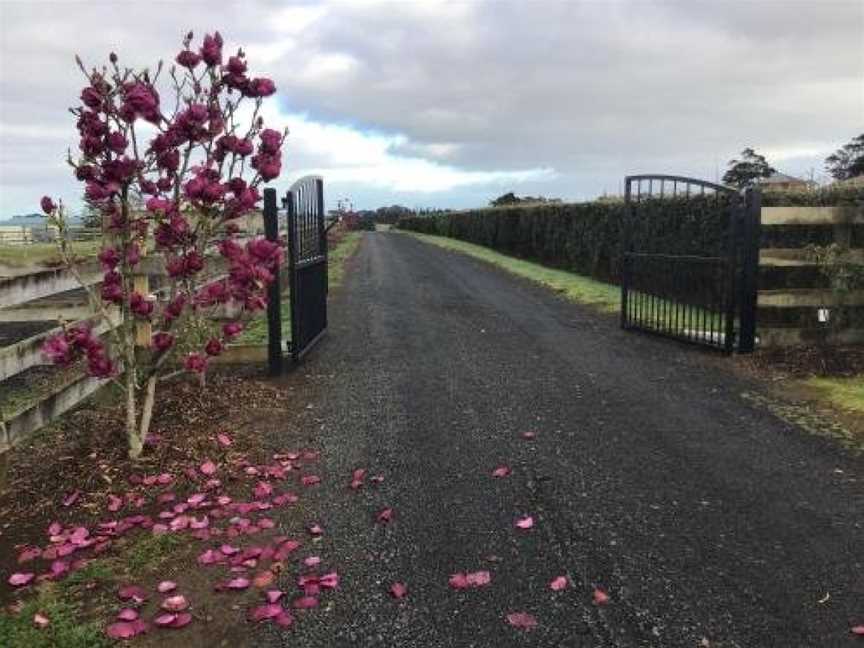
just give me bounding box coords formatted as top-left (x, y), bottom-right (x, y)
top-left (806, 377), bottom-right (864, 414)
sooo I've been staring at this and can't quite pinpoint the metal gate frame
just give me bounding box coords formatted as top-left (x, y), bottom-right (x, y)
top-left (620, 175), bottom-right (760, 354)
top-left (262, 176), bottom-right (328, 375)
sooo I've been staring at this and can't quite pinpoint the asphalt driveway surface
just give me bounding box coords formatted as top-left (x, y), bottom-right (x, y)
top-left (258, 232), bottom-right (864, 647)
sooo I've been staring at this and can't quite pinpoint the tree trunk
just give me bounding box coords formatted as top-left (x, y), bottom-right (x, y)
top-left (138, 375), bottom-right (157, 449)
top-left (126, 364), bottom-right (142, 459)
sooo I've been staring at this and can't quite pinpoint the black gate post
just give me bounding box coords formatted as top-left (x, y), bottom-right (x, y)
top-left (263, 187), bottom-right (282, 376)
top-left (620, 178), bottom-right (633, 330)
top-left (723, 193), bottom-right (741, 353)
top-left (737, 187), bottom-right (761, 353)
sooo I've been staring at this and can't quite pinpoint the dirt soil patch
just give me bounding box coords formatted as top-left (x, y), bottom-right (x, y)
top-left (0, 368), bottom-right (338, 647)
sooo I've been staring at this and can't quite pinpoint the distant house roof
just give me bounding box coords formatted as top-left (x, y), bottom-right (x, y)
top-left (760, 172), bottom-right (809, 185)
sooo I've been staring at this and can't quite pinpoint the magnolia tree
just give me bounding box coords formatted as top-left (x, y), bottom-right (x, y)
top-left (41, 31), bottom-right (286, 459)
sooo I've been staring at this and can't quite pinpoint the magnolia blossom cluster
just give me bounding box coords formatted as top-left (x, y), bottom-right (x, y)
top-left (42, 323), bottom-right (116, 378)
top-left (41, 31), bottom-right (285, 377)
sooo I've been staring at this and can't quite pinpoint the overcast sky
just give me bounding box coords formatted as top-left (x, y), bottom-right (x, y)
top-left (1, 0), bottom-right (862, 215)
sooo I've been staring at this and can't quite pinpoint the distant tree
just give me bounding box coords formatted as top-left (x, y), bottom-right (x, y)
top-left (490, 192), bottom-right (520, 207)
top-left (825, 134), bottom-right (864, 181)
top-left (722, 148), bottom-right (776, 188)
top-left (80, 201), bottom-right (103, 229)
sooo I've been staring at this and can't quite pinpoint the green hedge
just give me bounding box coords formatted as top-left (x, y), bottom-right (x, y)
top-left (399, 196), bottom-right (731, 283)
top-left (398, 186), bottom-right (864, 284)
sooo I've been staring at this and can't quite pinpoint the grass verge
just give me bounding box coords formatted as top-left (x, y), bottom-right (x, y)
top-left (402, 232), bottom-right (620, 313)
top-left (805, 377), bottom-right (864, 414)
top-left (238, 231), bottom-right (363, 344)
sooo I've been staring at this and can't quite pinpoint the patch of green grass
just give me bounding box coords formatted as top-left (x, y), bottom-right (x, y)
top-left (0, 241), bottom-right (102, 269)
top-left (61, 560), bottom-right (116, 590)
top-left (124, 532), bottom-right (185, 575)
top-left (403, 232), bottom-right (620, 312)
top-left (0, 585), bottom-right (109, 648)
top-left (806, 377), bottom-right (864, 414)
top-left (328, 232), bottom-right (363, 288)
top-left (237, 231), bottom-right (363, 345)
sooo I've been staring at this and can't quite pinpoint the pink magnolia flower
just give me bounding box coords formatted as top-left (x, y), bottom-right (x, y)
top-left (40, 196), bottom-right (56, 214)
top-left (200, 32), bottom-right (223, 66)
top-left (184, 353), bottom-right (207, 374)
top-left (176, 49), bottom-right (201, 69)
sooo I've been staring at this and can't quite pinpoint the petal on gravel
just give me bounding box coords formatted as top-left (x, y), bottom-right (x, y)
top-left (161, 595), bottom-right (189, 612)
top-left (265, 590), bottom-right (284, 603)
top-left (521, 431), bottom-right (536, 440)
top-left (253, 571), bottom-right (275, 588)
top-left (216, 433), bottom-right (233, 447)
top-left (448, 573), bottom-right (469, 589)
top-left (292, 596), bottom-right (319, 609)
top-left (491, 466), bottom-right (511, 478)
top-left (320, 572), bottom-right (339, 589)
top-left (506, 612), bottom-right (538, 629)
top-left (851, 625), bottom-right (864, 635)
top-left (274, 611), bottom-right (295, 628)
top-left (307, 524), bottom-right (324, 536)
top-left (390, 582), bottom-right (408, 598)
top-left (376, 508), bottom-right (394, 524)
top-left (108, 495), bottom-right (124, 512)
top-left (549, 576), bottom-right (568, 591)
top-left (466, 571), bottom-right (491, 587)
top-left (515, 516), bottom-right (534, 529)
top-left (157, 581), bottom-right (177, 593)
top-left (301, 475), bottom-right (321, 486)
top-left (593, 588), bottom-right (610, 605)
top-left (62, 490), bottom-right (80, 507)
top-left (303, 556), bottom-right (321, 567)
top-left (8, 573), bottom-right (35, 587)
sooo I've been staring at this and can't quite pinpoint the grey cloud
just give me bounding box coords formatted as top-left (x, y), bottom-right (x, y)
top-left (1, 0), bottom-right (861, 214)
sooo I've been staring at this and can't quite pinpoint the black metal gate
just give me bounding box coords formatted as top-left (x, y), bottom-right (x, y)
top-left (620, 175), bottom-right (760, 353)
top-left (262, 176), bottom-right (327, 375)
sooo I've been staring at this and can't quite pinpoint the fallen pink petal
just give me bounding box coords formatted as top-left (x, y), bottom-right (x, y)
top-left (376, 508), bottom-right (394, 524)
top-left (550, 575), bottom-right (568, 591)
top-left (506, 612), bottom-right (538, 629)
top-left (216, 432), bottom-right (233, 447)
top-left (161, 595), bottom-right (189, 612)
top-left (249, 603), bottom-right (284, 622)
top-left (593, 588), bottom-right (610, 605)
top-left (491, 465), bottom-right (511, 478)
top-left (8, 572), bottom-right (35, 587)
top-left (200, 460), bottom-right (217, 476)
top-left (515, 515), bottom-right (534, 529)
top-left (32, 612), bottom-right (50, 628)
top-left (293, 595), bottom-right (319, 609)
top-left (157, 581), bottom-right (177, 593)
top-left (390, 582), bottom-right (408, 598)
top-left (117, 608), bottom-right (139, 621)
